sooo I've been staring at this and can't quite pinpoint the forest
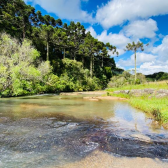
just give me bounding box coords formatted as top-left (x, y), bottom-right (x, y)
top-left (0, 0), bottom-right (120, 97)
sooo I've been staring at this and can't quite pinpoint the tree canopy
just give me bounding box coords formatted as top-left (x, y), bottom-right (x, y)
top-left (0, 0), bottom-right (120, 96)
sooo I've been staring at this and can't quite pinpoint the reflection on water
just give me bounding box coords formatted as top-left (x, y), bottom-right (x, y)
top-left (0, 94), bottom-right (168, 168)
top-left (0, 94), bottom-right (166, 133)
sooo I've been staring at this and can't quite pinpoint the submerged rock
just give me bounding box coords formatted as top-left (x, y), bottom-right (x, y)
top-left (83, 97), bottom-right (100, 101)
top-left (129, 134), bottom-right (151, 143)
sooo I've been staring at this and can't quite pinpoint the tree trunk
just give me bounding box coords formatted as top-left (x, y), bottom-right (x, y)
top-left (134, 51), bottom-right (137, 82)
top-left (22, 18), bottom-right (26, 40)
top-left (92, 55), bottom-right (94, 76)
top-left (74, 53), bottom-right (76, 60)
top-left (102, 56), bottom-right (103, 68)
top-left (23, 27), bottom-right (25, 40)
top-left (82, 57), bottom-right (84, 68)
top-left (47, 41), bottom-right (49, 61)
top-left (63, 48), bottom-right (65, 59)
top-left (90, 55), bottom-right (93, 78)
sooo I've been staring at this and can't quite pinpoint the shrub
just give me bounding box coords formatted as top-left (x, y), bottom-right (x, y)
top-left (107, 71), bottom-right (146, 88)
top-left (0, 33), bottom-right (52, 97)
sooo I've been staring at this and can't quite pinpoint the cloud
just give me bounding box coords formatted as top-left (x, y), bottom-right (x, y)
top-left (117, 35), bottom-right (168, 74)
top-left (96, 0), bottom-right (168, 29)
top-left (138, 61), bottom-right (168, 75)
top-left (97, 30), bottom-right (131, 49)
top-left (86, 27), bottom-right (97, 38)
top-left (122, 19), bottom-right (158, 39)
top-left (97, 31), bottom-right (131, 56)
top-left (86, 27), bottom-right (131, 56)
top-left (152, 35), bottom-right (168, 61)
top-left (24, 0), bottom-right (94, 23)
top-left (117, 53), bottom-right (157, 67)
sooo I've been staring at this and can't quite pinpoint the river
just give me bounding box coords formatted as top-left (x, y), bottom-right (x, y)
top-left (0, 93), bottom-right (168, 168)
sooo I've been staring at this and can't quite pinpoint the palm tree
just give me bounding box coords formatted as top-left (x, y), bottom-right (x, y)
top-left (125, 41), bottom-right (144, 82)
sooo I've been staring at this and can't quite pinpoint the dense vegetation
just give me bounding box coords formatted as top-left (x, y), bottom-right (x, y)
top-left (108, 71), bottom-right (146, 88)
top-left (0, 0), bottom-right (119, 97)
top-left (146, 72), bottom-right (168, 81)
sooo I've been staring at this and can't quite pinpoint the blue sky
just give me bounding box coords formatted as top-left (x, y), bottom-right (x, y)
top-left (24, 0), bottom-right (168, 75)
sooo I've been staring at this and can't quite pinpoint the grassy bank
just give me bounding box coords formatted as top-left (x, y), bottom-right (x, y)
top-left (106, 81), bottom-right (168, 123)
top-left (107, 80), bottom-right (168, 92)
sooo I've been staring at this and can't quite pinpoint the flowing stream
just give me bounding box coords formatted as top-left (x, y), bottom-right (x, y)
top-left (0, 94), bottom-right (168, 168)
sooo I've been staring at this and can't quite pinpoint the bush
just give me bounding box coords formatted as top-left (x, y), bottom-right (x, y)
top-left (0, 33), bottom-right (52, 97)
top-left (51, 58), bottom-right (102, 92)
top-left (107, 71), bottom-right (146, 88)
top-left (0, 33), bottom-right (105, 97)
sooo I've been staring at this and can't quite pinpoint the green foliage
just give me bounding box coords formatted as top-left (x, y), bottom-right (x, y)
top-left (108, 71), bottom-right (146, 88)
top-left (146, 72), bottom-right (168, 81)
top-left (0, 0), bottom-right (120, 96)
top-left (151, 109), bottom-right (162, 122)
top-left (135, 79), bottom-right (140, 84)
top-left (0, 33), bottom-right (51, 97)
top-left (104, 67), bottom-right (112, 79)
top-left (106, 80), bottom-right (168, 123)
top-left (51, 58), bottom-right (102, 92)
top-left (129, 97), bottom-right (168, 123)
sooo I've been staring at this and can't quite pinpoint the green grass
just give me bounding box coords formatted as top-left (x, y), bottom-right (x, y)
top-left (106, 81), bottom-right (168, 123)
top-left (106, 81), bottom-right (168, 92)
top-left (129, 97), bottom-right (168, 123)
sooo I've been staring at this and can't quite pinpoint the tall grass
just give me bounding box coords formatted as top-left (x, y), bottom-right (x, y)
top-left (129, 97), bottom-right (168, 123)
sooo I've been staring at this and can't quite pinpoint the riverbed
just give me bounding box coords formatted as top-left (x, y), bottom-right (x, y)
top-left (0, 93), bottom-right (168, 168)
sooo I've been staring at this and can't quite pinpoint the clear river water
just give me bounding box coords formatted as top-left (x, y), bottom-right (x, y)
top-left (0, 93), bottom-right (168, 168)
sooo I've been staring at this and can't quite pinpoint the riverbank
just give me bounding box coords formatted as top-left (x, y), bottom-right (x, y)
top-left (60, 91), bottom-right (127, 101)
top-left (60, 89), bottom-right (168, 126)
top-left (106, 81), bottom-right (168, 126)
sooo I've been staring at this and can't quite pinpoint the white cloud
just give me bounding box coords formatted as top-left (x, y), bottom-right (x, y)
top-left (96, 0), bottom-right (168, 29)
top-left (117, 53), bottom-right (157, 67)
top-left (24, 0), bottom-right (94, 23)
top-left (122, 19), bottom-right (158, 39)
top-left (97, 30), bottom-right (131, 49)
top-left (86, 27), bottom-right (97, 38)
top-left (117, 36), bottom-right (168, 74)
top-left (97, 31), bottom-right (131, 56)
top-left (86, 27), bottom-right (131, 56)
top-left (152, 35), bottom-right (168, 61)
top-left (138, 61), bottom-right (168, 75)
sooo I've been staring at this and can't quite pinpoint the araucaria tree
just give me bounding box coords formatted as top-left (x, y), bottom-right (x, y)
top-left (125, 41), bottom-right (144, 82)
top-left (0, 0), bottom-right (120, 96)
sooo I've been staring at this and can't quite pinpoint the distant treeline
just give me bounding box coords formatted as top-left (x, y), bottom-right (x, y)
top-left (146, 72), bottom-right (168, 81)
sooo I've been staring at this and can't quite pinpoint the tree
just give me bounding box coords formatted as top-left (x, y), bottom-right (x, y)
top-left (39, 25), bottom-right (54, 61)
top-left (82, 32), bottom-right (99, 78)
top-left (67, 21), bottom-right (86, 60)
top-left (0, 33), bottom-right (52, 96)
top-left (52, 28), bottom-right (73, 59)
top-left (0, 0), bottom-right (36, 40)
top-left (125, 41), bottom-right (144, 82)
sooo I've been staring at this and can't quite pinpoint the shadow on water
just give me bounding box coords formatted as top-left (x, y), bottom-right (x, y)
top-left (0, 94), bottom-right (168, 167)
